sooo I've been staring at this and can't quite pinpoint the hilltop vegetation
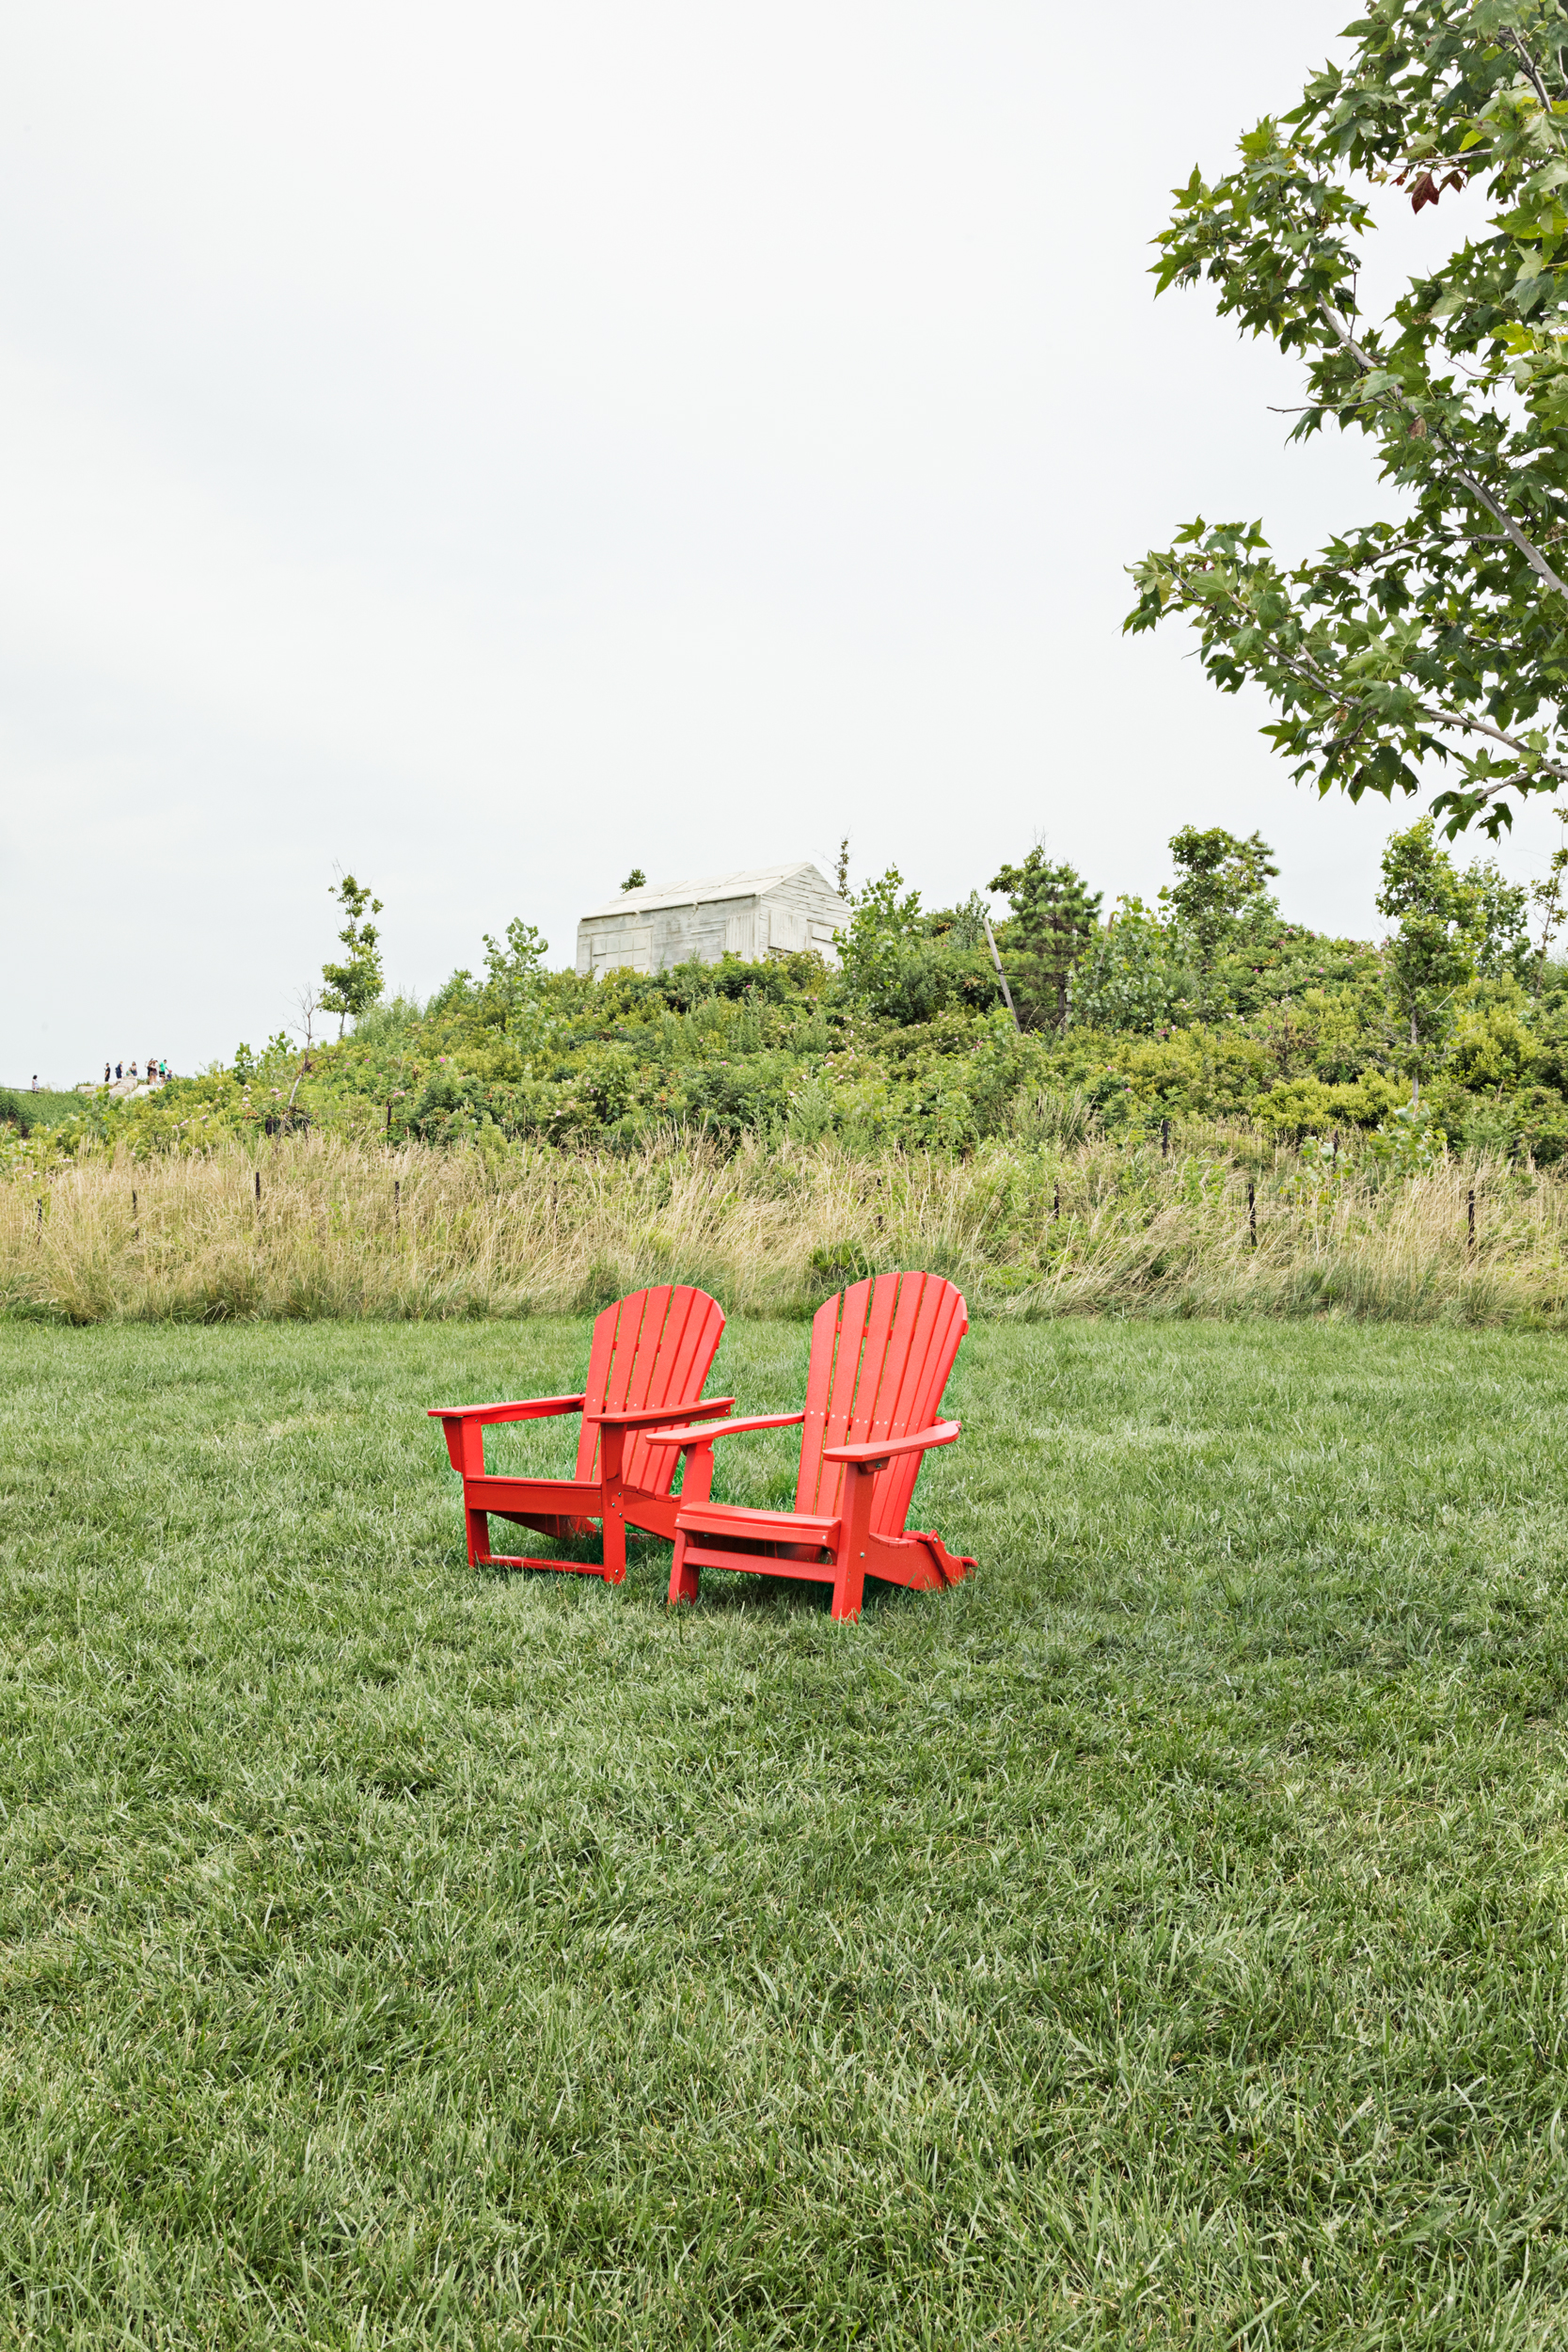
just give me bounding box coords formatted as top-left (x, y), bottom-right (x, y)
top-left (8, 819), bottom-right (1568, 1175)
top-left (8, 823), bottom-right (1568, 1328)
top-left (0, 1086), bottom-right (88, 1135)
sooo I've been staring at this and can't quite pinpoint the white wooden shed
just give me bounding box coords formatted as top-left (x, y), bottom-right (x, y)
top-left (576, 862), bottom-right (848, 979)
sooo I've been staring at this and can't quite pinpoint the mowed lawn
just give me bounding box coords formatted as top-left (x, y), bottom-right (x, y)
top-left (3, 1320), bottom-right (1568, 2350)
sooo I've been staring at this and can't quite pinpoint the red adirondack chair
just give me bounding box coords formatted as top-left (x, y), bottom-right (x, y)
top-left (427, 1285), bottom-right (731, 1581)
top-left (658, 1271), bottom-right (974, 1620)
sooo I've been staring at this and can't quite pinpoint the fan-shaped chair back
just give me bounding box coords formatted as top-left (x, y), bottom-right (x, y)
top-left (796, 1273), bottom-right (968, 1534)
top-left (575, 1285), bottom-right (727, 1494)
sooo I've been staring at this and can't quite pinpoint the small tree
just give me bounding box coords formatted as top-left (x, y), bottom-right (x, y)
top-left (988, 849), bottom-right (1103, 1028)
top-left (1462, 853), bottom-right (1532, 979)
top-left (1377, 818), bottom-right (1478, 1106)
top-left (931, 890), bottom-right (991, 949)
top-left (834, 837), bottom-right (850, 897)
top-left (1164, 827), bottom-right (1279, 968)
top-left (1530, 811), bottom-right (1568, 992)
top-left (1069, 896), bottom-right (1200, 1034)
top-left (321, 875), bottom-right (385, 1039)
top-left (834, 867), bottom-right (926, 1013)
top-left (480, 916), bottom-right (549, 1031)
top-left (621, 868), bottom-right (647, 893)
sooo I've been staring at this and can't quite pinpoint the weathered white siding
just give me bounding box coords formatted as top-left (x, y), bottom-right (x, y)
top-left (576, 863), bottom-right (847, 978)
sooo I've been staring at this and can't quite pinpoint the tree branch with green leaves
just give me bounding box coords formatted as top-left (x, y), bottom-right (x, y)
top-left (1127, 0), bottom-right (1568, 835)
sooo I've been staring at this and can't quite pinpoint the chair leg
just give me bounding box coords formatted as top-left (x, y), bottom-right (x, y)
top-left (669, 1530), bottom-right (700, 1606)
top-left (668, 1441), bottom-right (713, 1605)
top-left (602, 1502), bottom-right (626, 1585)
top-left (830, 1545), bottom-right (864, 1621)
top-left (466, 1505), bottom-right (490, 1565)
top-left (831, 1464), bottom-right (874, 1620)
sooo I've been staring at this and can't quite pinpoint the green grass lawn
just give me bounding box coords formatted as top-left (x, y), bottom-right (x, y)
top-left (4, 1318), bottom-right (1568, 2348)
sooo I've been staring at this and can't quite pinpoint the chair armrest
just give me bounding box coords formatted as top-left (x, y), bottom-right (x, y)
top-left (587, 1396), bottom-right (735, 1431)
top-left (656, 1410), bottom-right (806, 1450)
top-left (823, 1420), bottom-right (960, 1467)
top-left (426, 1395), bottom-right (586, 1426)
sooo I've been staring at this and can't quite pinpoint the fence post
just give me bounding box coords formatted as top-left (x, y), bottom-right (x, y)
top-left (131, 1188), bottom-right (137, 1240)
top-left (1247, 1180), bottom-right (1257, 1248)
top-left (254, 1170), bottom-right (261, 1208)
top-left (394, 1179), bottom-right (401, 1237)
top-left (1161, 1118), bottom-right (1170, 1157)
top-left (1467, 1187), bottom-right (1476, 1252)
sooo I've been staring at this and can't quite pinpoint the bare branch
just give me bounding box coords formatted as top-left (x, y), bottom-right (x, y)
top-left (290, 984), bottom-right (321, 1051)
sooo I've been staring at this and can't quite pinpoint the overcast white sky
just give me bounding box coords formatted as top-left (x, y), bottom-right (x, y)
top-left (3, 1), bottom-right (1562, 1082)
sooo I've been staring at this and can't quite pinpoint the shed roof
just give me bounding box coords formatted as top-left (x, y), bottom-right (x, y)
top-left (578, 861), bottom-right (833, 922)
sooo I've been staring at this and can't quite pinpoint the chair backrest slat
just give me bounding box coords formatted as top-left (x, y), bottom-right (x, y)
top-left (575, 1286), bottom-right (726, 1491)
top-left (817, 1277), bottom-right (875, 1473)
top-left (794, 1272), bottom-right (967, 1529)
top-left (870, 1276), bottom-right (968, 1535)
top-left (636, 1286), bottom-right (728, 1493)
top-left (798, 1279), bottom-right (843, 1516)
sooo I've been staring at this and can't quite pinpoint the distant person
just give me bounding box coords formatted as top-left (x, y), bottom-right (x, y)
top-left (115, 1061), bottom-right (122, 1082)
top-left (103, 1061), bottom-right (110, 1084)
top-left (160, 1058), bottom-right (168, 1080)
top-left (31, 1074), bottom-right (38, 1091)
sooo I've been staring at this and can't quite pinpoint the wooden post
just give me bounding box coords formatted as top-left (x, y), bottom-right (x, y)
top-left (982, 917), bottom-right (1022, 1033)
top-left (35, 1198), bottom-right (42, 1239)
top-left (1161, 1118), bottom-right (1170, 1157)
top-left (1053, 1184), bottom-right (1060, 1221)
top-left (385, 1099), bottom-right (391, 1136)
top-left (131, 1188), bottom-right (137, 1240)
top-left (394, 1179), bottom-right (401, 1237)
top-left (1247, 1181), bottom-right (1257, 1248)
top-left (1467, 1187), bottom-right (1476, 1252)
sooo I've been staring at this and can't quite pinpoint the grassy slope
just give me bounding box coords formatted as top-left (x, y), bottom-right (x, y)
top-left (0, 1087), bottom-right (89, 1130)
top-left (3, 1319), bottom-right (1568, 2347)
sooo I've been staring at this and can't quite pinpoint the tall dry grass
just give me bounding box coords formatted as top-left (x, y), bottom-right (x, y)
top-left (2, 1128), bottom-right (1565, 1325)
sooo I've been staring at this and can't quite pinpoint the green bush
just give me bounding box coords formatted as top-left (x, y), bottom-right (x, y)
top-left (27, 840), bottom-right (1568, 1179)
